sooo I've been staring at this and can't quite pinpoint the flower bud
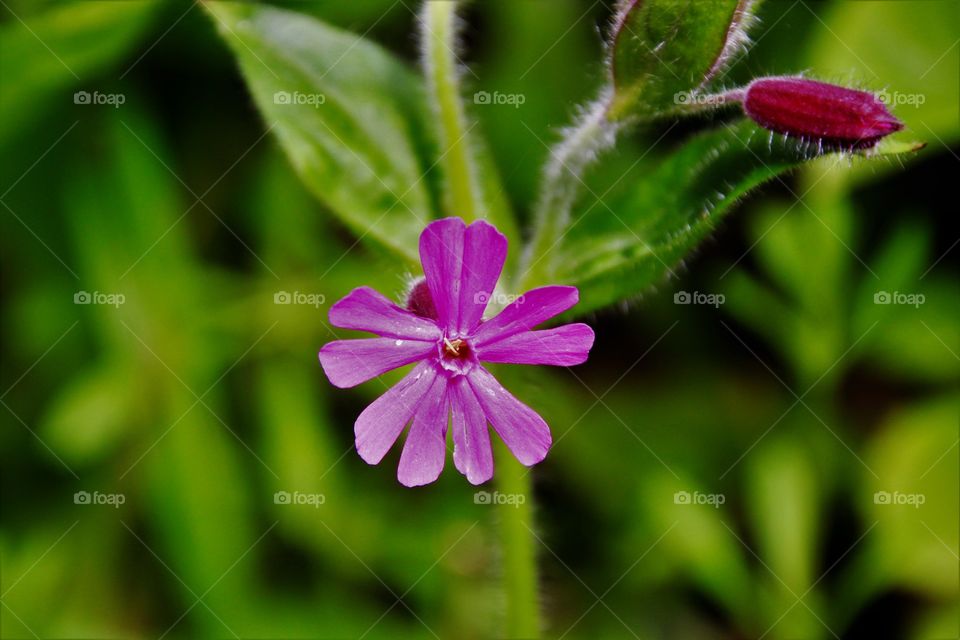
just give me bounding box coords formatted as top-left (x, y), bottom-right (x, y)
top-left (742, 77), bottom-right (903, 150)
top-left (406, 277), bottom-right (438, 321)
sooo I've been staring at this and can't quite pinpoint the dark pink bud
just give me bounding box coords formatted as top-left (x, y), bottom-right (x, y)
top-left (405, 278), bottom-right (438, 321)
top-left (743, 77), bottom-right (903, 150)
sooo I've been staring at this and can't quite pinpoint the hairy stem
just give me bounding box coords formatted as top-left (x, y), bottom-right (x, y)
top-left (495, 442), bottom-right (540, 638)
top-left (421, 0), bottom-right (482, 221)
top-left (519, 89), bottom-right (620, 289)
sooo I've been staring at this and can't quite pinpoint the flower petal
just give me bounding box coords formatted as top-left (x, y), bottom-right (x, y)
top-left (397, 374), bottom-right (449, 487)
top-left (329, 286), bottom-right (441, 340)
top-left (449, 376), bottom-right (493, 485)
top-left (467, 365), bottom-right (551, 466)
top-left (419, 217), bottom-right (466, 332)
top-left (478, 324), bottom-right (594, 366)
top-left (472, 286), bottom-right (579, 346)
top-left (319, 338), bottom-right (433, 388)
top-left (354, 361), bottom-right (438, 465)
top-left (457, 221), bottom-right (508, 334)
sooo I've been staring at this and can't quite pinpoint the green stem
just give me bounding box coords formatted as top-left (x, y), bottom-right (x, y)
top-left (422, 0), bottom-right (482, 221)
top-left (495, 441), bottom-right (540, 638)
top-left (518, 89), bottom-right (619, 290)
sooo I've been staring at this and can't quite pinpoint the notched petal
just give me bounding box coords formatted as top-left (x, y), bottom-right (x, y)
top-left (330, 286), bottom-right (441, 340)
top-left (319, 338), bottom-right (433, 388)
top-left (355, 361), bottom-right (438, 465)
top-left (478, 323), bottom-right (595, 367)
top-left (467, 366), bottom-right (551, 466)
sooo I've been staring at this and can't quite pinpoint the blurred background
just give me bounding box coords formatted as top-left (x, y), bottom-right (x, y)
top-left (1, 1), bottom-right (957, 638)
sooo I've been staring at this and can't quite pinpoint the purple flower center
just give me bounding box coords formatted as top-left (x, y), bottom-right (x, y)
top-left (438, 336), bottom-right (475, 375)
top-left (443, 338), bottom-right (470, 359)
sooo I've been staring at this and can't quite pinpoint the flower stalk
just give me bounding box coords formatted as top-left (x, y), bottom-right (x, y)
top-left (496, 442), bottom-right (541, 638)
top-left (421, 0), bottom-right (483, 221)
top-left (520, 89), bottom-right (620, 289)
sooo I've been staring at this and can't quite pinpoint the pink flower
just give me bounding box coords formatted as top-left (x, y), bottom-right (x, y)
top-left (742, 76), bottom-right (903, 150)
top-left (319, 217), bottom-right (594, 487)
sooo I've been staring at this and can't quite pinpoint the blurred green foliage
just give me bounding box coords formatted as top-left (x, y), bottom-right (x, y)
top-left (1, 1), bottom-right (956, 639)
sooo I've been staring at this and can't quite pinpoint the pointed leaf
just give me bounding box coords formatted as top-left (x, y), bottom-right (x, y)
top-left (608, 0), bottom-right (757, 120)
top-left (205, 2), bottom-right (437, 264)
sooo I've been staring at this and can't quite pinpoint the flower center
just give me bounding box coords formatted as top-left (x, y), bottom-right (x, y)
top-left (443, 338), bottom-right (470, 359)
top-left (438, 336), bottom-right (475, 375)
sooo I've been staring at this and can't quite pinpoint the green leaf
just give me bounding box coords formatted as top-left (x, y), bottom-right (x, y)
top-left (859, 277), bottom-right (960, 383)
top-left (745, 437), bottom-right (823, 639)
top-left (608, 0), bottom-right (756, 120)
top-left (832, 396), bottom-right (959, 625)
top-left (205, 2), bottom-right (437, 265)
top-left (41, 364), bottom-right (134, 463)
top-left (641, 470), bottom-right (755, 627)
top-left (144, 398), bottom-right (259, 635)
top-left (725, 196), bottom-right (853, 384)
top-left (0, 0), bottom-right (158, 143)
top-left (867, 398), bottom-right (958, 567)
top-left (542, 120), bottom-right (913, 315)
top-left (257, 358), bottom-right (344, 531)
